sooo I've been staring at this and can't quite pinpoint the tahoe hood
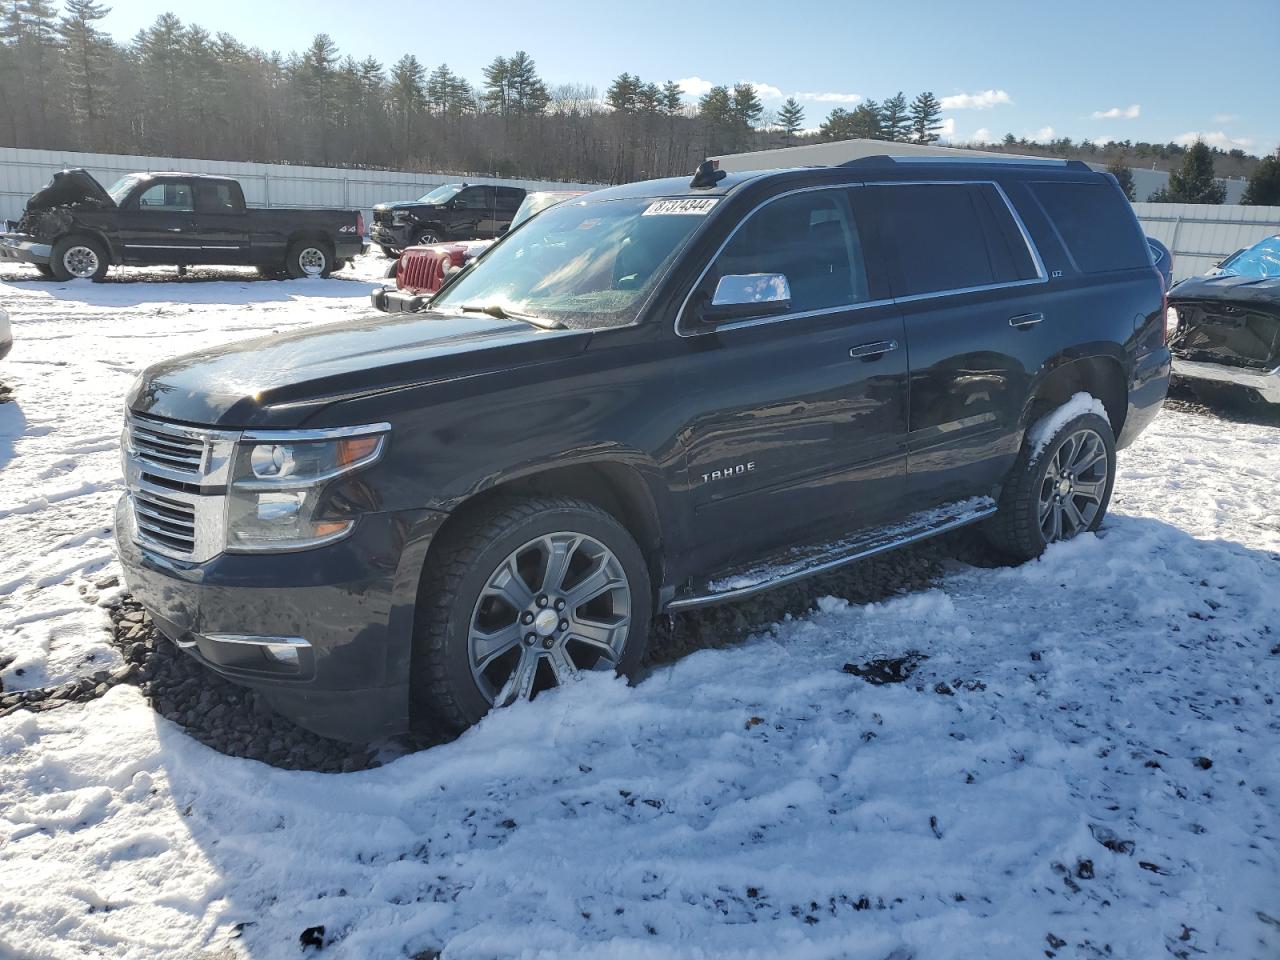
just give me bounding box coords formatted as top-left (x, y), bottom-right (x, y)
top-left (129, 310), bottom-right (589, 427)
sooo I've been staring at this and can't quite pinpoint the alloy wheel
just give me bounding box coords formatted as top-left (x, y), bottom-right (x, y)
top-left (297, 247), bottom-right (327, 277)
top-left (1037, 427), bottom-right (1109, 542)
top-left (63, 245), bottom-right (99, 278)
top-left (468, 532), bottom-right (632, 707)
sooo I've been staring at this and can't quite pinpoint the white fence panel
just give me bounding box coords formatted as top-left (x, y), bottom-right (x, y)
top-left (0, 146), bottom-right (600, 224)
top-left (1133, 201), bottom-right (1280, 281)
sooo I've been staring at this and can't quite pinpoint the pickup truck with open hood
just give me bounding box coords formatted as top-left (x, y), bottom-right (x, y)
top-left (0, 168), bottom-right (366, 281)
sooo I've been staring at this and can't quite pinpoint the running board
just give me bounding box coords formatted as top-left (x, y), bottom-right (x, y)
top-left (666, 497), bottom-right (997, 611)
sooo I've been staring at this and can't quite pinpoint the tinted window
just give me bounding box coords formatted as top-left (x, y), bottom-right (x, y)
top-left (1029, 180), bottom-right (1149, 273)
top-left (497, 187), bottom-right (524, 209)
top-left (137, 182), bottom-right (193, 212)
top-left (195, 181), bottom-right (238, 213)
top-left (974, 184), bottom-right (1040, 282)
top-left (455, 186), bottom-right (495, 210)
top-left (703, 189), bottom-right (870, 314)
top-left (873, 184), bottom-right (996, 296)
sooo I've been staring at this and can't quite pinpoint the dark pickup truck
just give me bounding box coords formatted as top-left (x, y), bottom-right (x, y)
top-left (117, 157), bottom-right (1169, 742)
top-left (370, 182), bottom-right (525, 255)
top-left (0, 169), bottom-right (365, 281)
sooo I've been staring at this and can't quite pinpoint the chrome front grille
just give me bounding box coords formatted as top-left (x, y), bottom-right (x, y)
top-left (123, 414), bottom-right (239, 562)
top-left (129, 415), bottom-right (205, 476)
top-left (132, 485), bottom-right (197, 554)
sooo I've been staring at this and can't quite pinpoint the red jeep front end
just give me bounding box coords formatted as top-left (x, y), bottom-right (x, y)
top-left (370, 241), bottom-right (489, 313)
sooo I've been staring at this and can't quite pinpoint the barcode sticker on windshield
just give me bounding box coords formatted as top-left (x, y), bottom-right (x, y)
top-left (642, 198), bottom-right (719, 217)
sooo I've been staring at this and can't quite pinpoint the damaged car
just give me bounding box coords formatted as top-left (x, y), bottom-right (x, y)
top-left (1167, 234), bottom-right (1280, 405)
top-left (0, 168), bottom-right (366, 281)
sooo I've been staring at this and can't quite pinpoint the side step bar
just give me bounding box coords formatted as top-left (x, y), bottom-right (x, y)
top-left (666, 497), bottom-right (997, 612)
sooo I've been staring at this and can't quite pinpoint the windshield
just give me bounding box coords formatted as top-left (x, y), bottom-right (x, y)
top-left (416, 184), bottom-right (463, 205)
top-left (1217, 236), bottom-right (1280, 279)
top-left (106, 175), bottom-right (141, 204)
top-left (510, 192), bottom-right (577, 231)
top-left (432, 197), bottom-right (713, 329)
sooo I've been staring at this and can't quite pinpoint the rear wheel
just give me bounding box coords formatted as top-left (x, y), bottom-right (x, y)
top-left (34, 263), bottom-right (55, 279)
top-left (50, 236), bottom-right (109, 281)
top-left (412, 496), bottom-right (652, 732)
top-left (986, 410), bottom-right (1115, 560)
top-left (284, 240), bottom-right (333, 279)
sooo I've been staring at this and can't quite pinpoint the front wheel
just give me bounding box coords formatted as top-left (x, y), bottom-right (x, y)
top-left (283, 240), bottom-right (333, 279)
top-left (49, 236), bottom-right (109, 281)
top-left (412, 229), bottom-right (440, 247)
top-left (412, 496), bottom-right (652, 732)
top-left (985, 409), bottom-right (1116, 560)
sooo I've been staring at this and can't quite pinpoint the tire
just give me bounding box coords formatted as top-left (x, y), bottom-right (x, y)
top-left (283, 240), bottom-right (333, 279)
top-left (255, 264), bottom-right (283, 280)
top-left (34, 263), bottom-right (55, 279)
top-left (985, 410), bottom-right (1116, 561)
top-left (412, 228), bottom-right (440, 247)
top-left (49, 235), bottom-right (109, 282)
top-left (378, 244), bottom-right (398, 258)
top-left (412, 496), bottom-right (652, 732)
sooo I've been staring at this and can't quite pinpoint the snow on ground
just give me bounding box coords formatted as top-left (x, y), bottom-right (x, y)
top-left (1, 261), bottom-right (1278, 959)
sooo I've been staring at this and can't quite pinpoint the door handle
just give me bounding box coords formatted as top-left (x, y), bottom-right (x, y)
top-left (849, 339), bottom-right (898, 360)
top-left (1009, 312), bottom-right (1044, 329)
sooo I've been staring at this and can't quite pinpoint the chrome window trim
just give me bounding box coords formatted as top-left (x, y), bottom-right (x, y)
top-left (674, 179), bottom-right (1049, 338)
top-left (202, 634), bottom-right (312, 648)
top-left (881, 156), bottom-right (1070, 167)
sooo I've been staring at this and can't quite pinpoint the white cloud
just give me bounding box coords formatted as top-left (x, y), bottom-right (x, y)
top-left (939, 89), bottom-right (1012, 110)
top-left (937, 117), bottom-right (957, 142)
top-left (744, 80), bottom-right (784, 100)
top-left (1029, 126), bottom-right (1055, 142)
top-left (677, 76), bottom-right (715, 98)
top-left (1175, 130), bottom-right (1255, 150)
top-left (1212, 113), bottom-right (1239, 124)
top-left (970, 127), bottom-right (992, 144)
top-left (1091, 104), bottom-right (1141, 120)
top-left (795, 90), bottom-right (862, 104)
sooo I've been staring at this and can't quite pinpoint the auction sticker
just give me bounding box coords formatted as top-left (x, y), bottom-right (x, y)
top-left (642, 198), bottom-right (719, 216)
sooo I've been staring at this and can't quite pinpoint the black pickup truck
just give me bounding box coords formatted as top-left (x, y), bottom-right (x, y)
top-left (0, 169), bottom-right (365, 281)
top-left (116, 157), bottom-right (1170, 742)
top-left (370, 182), bottom-right (525, 255)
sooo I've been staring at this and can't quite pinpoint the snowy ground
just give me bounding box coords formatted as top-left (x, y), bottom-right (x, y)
top-left (1, 258), bottom-right (1278, 959)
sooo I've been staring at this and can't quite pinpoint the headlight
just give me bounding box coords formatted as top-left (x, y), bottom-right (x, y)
top-left (1165, 306), bottom-right (1180, 337)
top-left (392, 211), bottom-right (411, 224)
top-left (225, 424), bottom-right (389, 552)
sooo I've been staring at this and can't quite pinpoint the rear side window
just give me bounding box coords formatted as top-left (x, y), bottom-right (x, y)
top-left (973, 184), bottom-right (1040, 282)
top-left (195, 182), bottom-right (238, 213)
top-left (702, 188), bottom-right (871, 314)
top-left (872, 184), bottom-right (999, 296)
top-left (1029, 180), bottom-right (1149, 273)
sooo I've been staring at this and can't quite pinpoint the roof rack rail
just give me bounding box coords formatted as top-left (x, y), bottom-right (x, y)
top-left (839, 154), bottom-right (1093, 171)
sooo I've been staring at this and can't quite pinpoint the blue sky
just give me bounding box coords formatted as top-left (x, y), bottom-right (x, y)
top-left (98, 0), bottom-right (1278, 155)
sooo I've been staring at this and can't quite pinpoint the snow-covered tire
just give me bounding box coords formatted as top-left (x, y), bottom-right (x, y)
top-left (411, 496), bottom-right (652, 733)
top-left (985, 409), bottom-right (1116, 560)
top-left (50, 235), bottom-right (109, 281)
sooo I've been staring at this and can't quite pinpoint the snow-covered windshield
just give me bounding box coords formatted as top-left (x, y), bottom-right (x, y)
top-left (1217, 235), bottom-right (1280, 279)
top-left (416, 184), bottom-right (463, 205)
top-left (432, 197), bottom-right (711, 330)
top-left (106, 175), bottom-right (141, 204)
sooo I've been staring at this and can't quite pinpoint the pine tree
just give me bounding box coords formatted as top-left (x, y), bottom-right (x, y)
top-left (1162, 139), bottom-right (1227, 203)
top-left (908, 91), bottom-right (943, 143)
top-left (1106, 159), bottom-right (1136, 201)
top-left (698, 85), bottom-right (733, 153)
top-left (480, 54), bottom-right (509, 114)
top-left (387, 53), bottom-right (425, 154)
top-left (505, 50), bottom-right (549, 117)
top-left (879, 91), bottom-right (909, 142)
top-left (819, 107), bottom-right (857, 141)
top-left (57, 0), bottom-right (113, 135)
top-left (1241, 154), bottom-right (1280, 206)
top-left (777, 97), bottom-right (804, 142)
top-left (605, 72), bottom-right (640, 113)
top-left (849, 100), bottom-right (882, 140)
top-left (730, 83), bottom-right (763, 129)
top-left (659, 81), bottom-right (684, 117)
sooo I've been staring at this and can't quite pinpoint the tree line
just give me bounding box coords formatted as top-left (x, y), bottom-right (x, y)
top-left (2, 2), bottom-right (1277, 204)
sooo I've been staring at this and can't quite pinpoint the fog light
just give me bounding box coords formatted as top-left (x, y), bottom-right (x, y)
top-left (262, 643), bottom-right (300, 667)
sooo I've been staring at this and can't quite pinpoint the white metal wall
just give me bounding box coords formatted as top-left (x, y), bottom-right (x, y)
top-left (1134, 201), bottom-right (1280, 280)
top-left (0, 146), bottom-right (600, 224)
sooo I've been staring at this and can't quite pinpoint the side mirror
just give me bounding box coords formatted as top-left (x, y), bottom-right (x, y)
top-left (702, 273), bottom-right (792, 323)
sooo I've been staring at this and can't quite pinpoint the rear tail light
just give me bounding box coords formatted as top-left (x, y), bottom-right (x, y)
top-left (356, 211), bottom-right (366, 238)
top-left (1156, 267), bottom-right (1172, 345)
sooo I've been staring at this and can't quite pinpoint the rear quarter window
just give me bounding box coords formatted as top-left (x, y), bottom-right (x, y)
top-left (1029, 180), bottom-right (1149, 273)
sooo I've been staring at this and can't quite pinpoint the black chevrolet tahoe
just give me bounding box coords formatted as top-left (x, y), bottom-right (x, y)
top-left (370, 182), bottom-right (526, 255)
top-left (0, 169), bottom-right (365, 280)
top-left (116, 157), bottom-right (1170, 742)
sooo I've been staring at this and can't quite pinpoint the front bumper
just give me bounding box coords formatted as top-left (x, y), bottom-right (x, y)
top-left (115, 496), bottom-right (448, 742)
top-left (1172, 356), bottom-right (1280, 404)
top-left (0, 231), bottom-right (52, 266)
top-left (371, 223), bottom-right (414, 250)
top-left (370, 285), bottom-right (429, 313)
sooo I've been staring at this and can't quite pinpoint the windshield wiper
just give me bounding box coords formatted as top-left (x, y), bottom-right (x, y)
top-left (459, 303), bottom-right (564, 330)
